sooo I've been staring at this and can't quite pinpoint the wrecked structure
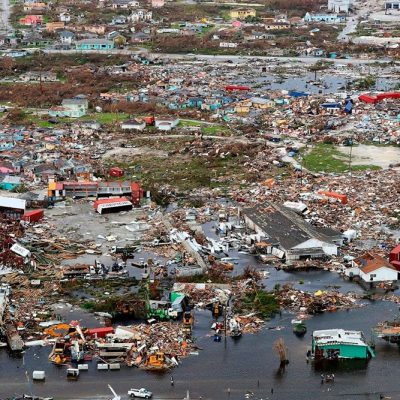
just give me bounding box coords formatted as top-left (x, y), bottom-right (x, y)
top-left (241, 202), bottom-right (343, 263)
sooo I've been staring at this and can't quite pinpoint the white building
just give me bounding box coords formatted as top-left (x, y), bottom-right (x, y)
top-left (347, 252), bottom-right (399, 283)
top-left (220, 42), bottom-right (238, 48)
top-left (121, 119), bottom-right (146, 131)
top-left (385, 1), bottom-right (400, 10)
top-left (128, 9), bottom-right (152, 22)
top-left (59, 12), bottom-right (71, 22)
top-left (328, 0), bottom-right (352, 13)
top-left (155, 117), bottom-right (180, 131)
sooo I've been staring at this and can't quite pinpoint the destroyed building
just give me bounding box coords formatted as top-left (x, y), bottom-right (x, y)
top-left (241, 202), bottom-right (343, 263)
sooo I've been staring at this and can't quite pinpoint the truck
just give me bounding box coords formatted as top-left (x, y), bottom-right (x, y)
top-left (128, 388), bottom-right (153, 398)
top-left (111, 245), bottom-right (139, 259)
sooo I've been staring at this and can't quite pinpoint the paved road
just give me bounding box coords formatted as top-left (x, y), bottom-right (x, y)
top-left (43, 48), bottom-right (393, 65)
top-left (338, 0), bottom-right (387, 43)
top-left (338, 16), bottom-right (358, 42)
top-left (0, 0), bottom-right (11, 34)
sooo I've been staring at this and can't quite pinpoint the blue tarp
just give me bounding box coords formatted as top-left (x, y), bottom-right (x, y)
top-left (345, 102), bottom-right (353, 113)
top-left (321, 102), bottom-right (341, 109)
top-left (288, 91), bottom-right (309, 98)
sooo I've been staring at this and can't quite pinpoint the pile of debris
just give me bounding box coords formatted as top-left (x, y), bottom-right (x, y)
top-left (235, 313), bottom-right (265, 334)
top-left (277, 285), bottom-right (360, 315)
top-left (108, 322), bottom-right (199, 369)
top-left (172, 282), bottom-right (231, 307)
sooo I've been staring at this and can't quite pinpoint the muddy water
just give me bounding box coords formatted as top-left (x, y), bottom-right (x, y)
top-left (1, 268), bottom-right (400, 400)
top-left (4, 208), bottom-right (400, 399)
top-left (237, 72), bottom-right (399, 95)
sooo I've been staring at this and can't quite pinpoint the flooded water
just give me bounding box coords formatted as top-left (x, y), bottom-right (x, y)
top-left (5, 207), bottom-right (400, 399)
top-left (2, 268), bottom-right (400, 400)
top-left (236, 72), bottom-right (399, 95)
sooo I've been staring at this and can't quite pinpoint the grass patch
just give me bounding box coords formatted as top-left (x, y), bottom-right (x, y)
top-left (22, 111), bottom-right (129, 127)
top-left (301, 143), bottom-right (381, 173)
top-left (80, 112), bottom-right (129, 124)
top-left (22, 115), bottom-right (54, 128)
top-left (201, 125), bottom-right (230, 136)
top-left (179, 120), bottom-right (203, 127)
top-left (179, 120), bottom-right (231, 136)
top-left (107, 153), bottom-right (249, 191)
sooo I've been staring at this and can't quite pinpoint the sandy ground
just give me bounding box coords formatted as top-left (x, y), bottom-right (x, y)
top-left (102, 146), bottom-right (168, 159)
top-left (369, 10), bottom-right (400, 22)
top-left (338, 144), bottom-right (400, 168)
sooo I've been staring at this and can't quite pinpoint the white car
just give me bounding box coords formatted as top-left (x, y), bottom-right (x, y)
top-left (128, 388), bottom-right (153, 399)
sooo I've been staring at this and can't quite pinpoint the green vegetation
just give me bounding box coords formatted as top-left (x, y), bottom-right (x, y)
top-left (301, 143), bottom-right (381, 173)
top-left (131, 137), bottom-right (190, 152)
top-left (108, 152), bottom-right (249, 191)
top-left (201, 125), bottom-right (230, 136)
top-left (236, 290), bottom-right (280, 319)
top-left (81, 112), bottom-right (129, 124)
top-left (354, 75), bottom-right (376, 90)
top-left (179, 120), bottom-right (203, 127)
top-left (21, 112), bottom-right (129, 127)
top-left (179, 120), bottom-right (231, 136)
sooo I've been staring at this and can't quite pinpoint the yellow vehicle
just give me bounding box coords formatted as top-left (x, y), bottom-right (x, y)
top-left (183, 311), bottom-right (193, 328)
top-left (143, 352), bottom-right (168, 371)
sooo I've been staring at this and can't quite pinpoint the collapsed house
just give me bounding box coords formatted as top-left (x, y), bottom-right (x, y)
top-left (241, 202), bottom-right (343, 263)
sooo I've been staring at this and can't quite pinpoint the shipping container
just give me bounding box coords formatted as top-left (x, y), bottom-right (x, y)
top-left (94, 197), bottom-right (133, 214)
top-left (22, 209), bottom-right (44, 223)
top-left (88, 327), bottom-right (115, 338)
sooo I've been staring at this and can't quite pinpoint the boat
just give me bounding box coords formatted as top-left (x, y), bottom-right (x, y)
top-left (312, 329), bottom-right (375, 361)
top-left (293, 322), bottom-right (307, 336)
top-left (229, 317), bottom-right (242, 339)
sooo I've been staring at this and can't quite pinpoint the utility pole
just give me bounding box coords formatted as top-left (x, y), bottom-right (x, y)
top-left (224, 301), bottom-right (227, 348)
top-left (348, 139), bottom-right (353, 178)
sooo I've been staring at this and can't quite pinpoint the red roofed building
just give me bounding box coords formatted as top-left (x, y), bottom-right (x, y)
top-left (19, 15), bottom-right (44, 26)
top-left (350, 252), bottom-right (398, 283)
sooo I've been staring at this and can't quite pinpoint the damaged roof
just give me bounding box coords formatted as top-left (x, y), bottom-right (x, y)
top-left (242, 202), bottom-right (341, 250)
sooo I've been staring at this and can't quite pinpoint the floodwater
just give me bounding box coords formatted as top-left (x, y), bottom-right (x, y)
top-left (237, 72), bottom-right (399, 95)
top-left (4, 209), bottom-right (400, 399)
top-left (2, 267), bottom-right (400, 400)
top-left (337, 145), bottom-right (400, 169)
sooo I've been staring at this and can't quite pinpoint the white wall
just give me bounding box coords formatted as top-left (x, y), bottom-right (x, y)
top-left (292, 238), bottom-right (338, 256)
top-left (360, 267), bottom-right (398, 282)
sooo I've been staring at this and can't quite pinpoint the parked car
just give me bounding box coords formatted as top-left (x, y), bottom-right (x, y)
top-left (128, 388), bottom-right (153, 398)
